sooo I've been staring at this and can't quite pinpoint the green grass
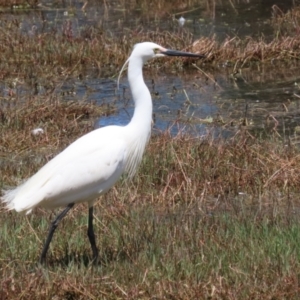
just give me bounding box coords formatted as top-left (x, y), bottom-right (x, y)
top-left (2, 126), bottom-right (300, 299)
top-left (1, 202), bottom-right (300, 299)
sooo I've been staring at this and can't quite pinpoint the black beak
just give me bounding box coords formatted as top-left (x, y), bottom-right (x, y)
top-left (162, 49), bottom-right (204, 58)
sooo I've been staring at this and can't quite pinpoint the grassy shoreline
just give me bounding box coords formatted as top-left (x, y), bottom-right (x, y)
top-left (2, 108), bottom-right (300, 298)
top-left (1, 2), bottom-right (300, 299)
top-left (1, 204), bottom-right (300, 299)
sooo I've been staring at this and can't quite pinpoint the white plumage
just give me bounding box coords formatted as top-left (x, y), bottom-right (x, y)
top-left (3, 127), bottom-right (128, 213)
top-left (1, 42), bottom-right (203, 264)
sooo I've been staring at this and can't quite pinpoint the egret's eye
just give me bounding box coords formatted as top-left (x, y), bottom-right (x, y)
top-left (153, 48), bottom-right (161, 54)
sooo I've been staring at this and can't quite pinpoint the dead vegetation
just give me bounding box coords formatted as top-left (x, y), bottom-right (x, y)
top-left (1, 1), bottom-right (300, 299)
top-left (192, 34), bottom-right (300, 67)
top-left (2, 126), bottom-right (300, 299)
top-left (0, 2), bottom-right (300, 86)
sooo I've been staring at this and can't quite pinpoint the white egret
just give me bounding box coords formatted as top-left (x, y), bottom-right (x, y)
top-left (1, 42), bottom-right (203, 264)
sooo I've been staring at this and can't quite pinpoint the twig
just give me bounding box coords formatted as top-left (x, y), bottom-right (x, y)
top-left (192, 64), bottom-right (223, 90)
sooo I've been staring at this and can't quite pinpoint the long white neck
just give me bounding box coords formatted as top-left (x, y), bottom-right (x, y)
top-left (127, 55), bottom-right (152, 132)
top-left (123, 54), bottom-right (153, 177)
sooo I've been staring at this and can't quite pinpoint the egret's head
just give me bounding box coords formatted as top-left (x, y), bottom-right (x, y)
top-left (130, 42), bottom-right (204, 63)
top-left (117, 42), bottom-right (204, 88)
top-left (130, 42), bottom-right (168, 62)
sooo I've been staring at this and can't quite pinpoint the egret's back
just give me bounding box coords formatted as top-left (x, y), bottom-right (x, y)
top-left (1, 125), bottom-right (130, 213)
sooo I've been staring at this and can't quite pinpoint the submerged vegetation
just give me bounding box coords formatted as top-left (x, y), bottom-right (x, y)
top-left (1, 0), bottom-right (300, 299)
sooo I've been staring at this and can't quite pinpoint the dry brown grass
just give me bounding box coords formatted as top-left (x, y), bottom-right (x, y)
top-left (1, 4), bottom-right (300, 87)
top-left (192, 34), bottom-right (300, 67)
top-left (138, 130), bottom-right (300, 214)
top-left (190, 4), bottom-right (300, 66)
top-left (2, 127), bottom-right (300, 299)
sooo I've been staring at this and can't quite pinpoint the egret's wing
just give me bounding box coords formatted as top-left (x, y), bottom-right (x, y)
top-left (2, 127), bottom-right (127, 213)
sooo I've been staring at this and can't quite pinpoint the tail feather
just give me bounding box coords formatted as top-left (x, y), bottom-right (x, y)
top-left (1, 185), bottom-right (33, 214)
top-left (1, 188), bottom-right (18, 210)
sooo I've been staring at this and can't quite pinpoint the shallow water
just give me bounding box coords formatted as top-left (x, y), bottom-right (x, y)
top-left (2, 0), bottom-right (300, 137)
top-left (14, 0), bottom-right (298, 40)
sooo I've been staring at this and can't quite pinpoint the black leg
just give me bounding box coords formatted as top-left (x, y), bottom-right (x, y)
top-left (40, 203), bottom-right (74, 265)
top-left (87, 206), bottom-right (99, 263)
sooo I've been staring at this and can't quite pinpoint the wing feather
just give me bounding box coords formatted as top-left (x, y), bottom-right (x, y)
top-left (1, 126), bottom-right (127, 213)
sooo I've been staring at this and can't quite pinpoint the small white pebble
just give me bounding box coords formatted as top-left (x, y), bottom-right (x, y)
top-left (178, 16), bottom-right (185, 27)
top-left (31, 128), bottom-right (44, 136)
